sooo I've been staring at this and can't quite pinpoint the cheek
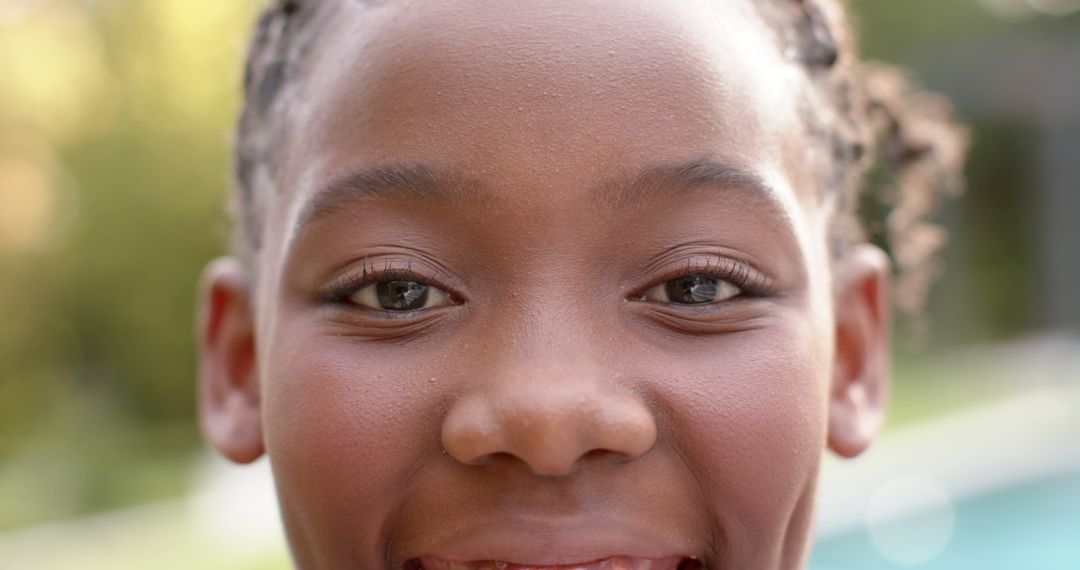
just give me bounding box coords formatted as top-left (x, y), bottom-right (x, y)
top-left (651, 315), bottom-right (831, 549)
top-left (261, 328), bottom-right (447, 551)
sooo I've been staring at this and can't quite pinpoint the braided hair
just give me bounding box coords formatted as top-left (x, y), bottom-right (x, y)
top-left (232, 0), bottom-right (968, 320)
top-left (754, 0), bottom-right (968, 321)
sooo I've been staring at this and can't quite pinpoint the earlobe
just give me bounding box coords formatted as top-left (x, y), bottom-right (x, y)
top-left (196, 257), bottom-right (265, 464)
top-left (827, 244), bottom-right (891, 459)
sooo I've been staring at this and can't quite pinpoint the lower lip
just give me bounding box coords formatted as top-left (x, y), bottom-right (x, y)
top-left (410, 556), bottom-right (698, 570)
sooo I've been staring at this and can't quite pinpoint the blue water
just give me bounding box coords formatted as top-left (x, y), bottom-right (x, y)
top-left (810, 474), bottom-right (1080, 570)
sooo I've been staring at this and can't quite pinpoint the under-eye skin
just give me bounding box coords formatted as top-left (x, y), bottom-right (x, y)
top-left (630, 257), bottom-right (777, 336)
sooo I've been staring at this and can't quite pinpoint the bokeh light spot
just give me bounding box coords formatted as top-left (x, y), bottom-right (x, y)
top-left (865, 474), bottom-right (955, 566)
top-left (0, 154), bottom-right (56, 252)
top-left (1027, 0), bottom-right (1080, 15)
top-left (0, 3), bottom-right (112, 140)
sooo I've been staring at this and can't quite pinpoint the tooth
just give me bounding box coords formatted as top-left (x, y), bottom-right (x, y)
top-left (421, 557), bottom-right (695, 570)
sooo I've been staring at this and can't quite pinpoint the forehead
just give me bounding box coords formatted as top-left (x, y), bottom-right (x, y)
top-left (270, 0), bottom-right (813, 250)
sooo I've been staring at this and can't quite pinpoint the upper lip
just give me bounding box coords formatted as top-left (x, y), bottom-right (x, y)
top-left (400, 514), bottom-right (698, 566)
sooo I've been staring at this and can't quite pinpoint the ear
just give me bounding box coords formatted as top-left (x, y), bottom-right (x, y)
top-left (196, 257), bottom-right (264, 464)
top-left (827, 244), bottom-right (891, 459)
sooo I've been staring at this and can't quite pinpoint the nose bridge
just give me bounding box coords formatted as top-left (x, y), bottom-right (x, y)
top-left (494, 355), bottom-right (609, 420)
top-left (441, 345), bottom-right (657, 476)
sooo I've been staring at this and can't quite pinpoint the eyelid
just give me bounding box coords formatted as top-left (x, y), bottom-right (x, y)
top-left (632, 255), bottom-right (776, 301)
top-left (317, 257), bottom-right (461, 306)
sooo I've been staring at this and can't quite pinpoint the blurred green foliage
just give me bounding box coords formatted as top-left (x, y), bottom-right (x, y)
top-left (1, 0), bottom-right (260, 527)
top-left (0, 0), bottom-right (1077, 532)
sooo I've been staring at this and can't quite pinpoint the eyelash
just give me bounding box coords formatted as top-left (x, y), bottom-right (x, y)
top-left (317, 255), bottom-right (774, 308)
top-left (318, 260), bottom-right (453, 306)
top-left (640, 256), bottom-right (775, 300)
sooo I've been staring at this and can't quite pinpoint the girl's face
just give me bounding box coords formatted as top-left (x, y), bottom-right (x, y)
top-left (198, 1), bottom-right (889, 569)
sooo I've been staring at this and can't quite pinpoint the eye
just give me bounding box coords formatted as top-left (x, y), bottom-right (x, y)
top-left (644, 274), bottom-right (741, 305)
top-left (348, 279), bottom-right (453, 312)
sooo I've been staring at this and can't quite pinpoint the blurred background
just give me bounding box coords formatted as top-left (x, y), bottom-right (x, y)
top-left (0, 0), bottom-right (1077, 568)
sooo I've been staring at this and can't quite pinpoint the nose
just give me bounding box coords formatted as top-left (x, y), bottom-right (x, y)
top-left (441, 359), bottom-right (657, 476)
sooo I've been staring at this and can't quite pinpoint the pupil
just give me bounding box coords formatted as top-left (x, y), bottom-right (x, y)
top-left (665, 275), bottom-right (719, 304)
top-left (376, 280), bottom-right (429, 310)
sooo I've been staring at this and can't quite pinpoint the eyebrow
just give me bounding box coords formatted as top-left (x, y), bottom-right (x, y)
top-left (294, 157), bottom-right (786, 233)
top-left (595, 157), bottom-right (781, 209)
top-left (295, 163), bottom-right (465, 229)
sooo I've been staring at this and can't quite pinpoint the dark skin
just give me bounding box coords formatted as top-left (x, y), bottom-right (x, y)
top-left (197, 1), bottom-right (890, 568)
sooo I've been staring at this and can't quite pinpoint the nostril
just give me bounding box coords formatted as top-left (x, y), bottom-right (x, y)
top-left (464, 450), bottom-right (512, 468)
top-left (582, 448), bottom-right (610, 462)
top-left (678, 558), bottom-right (703, 570)
top-left (581, 447), bottom-right (635, 464)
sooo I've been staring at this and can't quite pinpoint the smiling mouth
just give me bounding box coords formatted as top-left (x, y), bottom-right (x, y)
top-left (406, 556), bottom-right (702, 570)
